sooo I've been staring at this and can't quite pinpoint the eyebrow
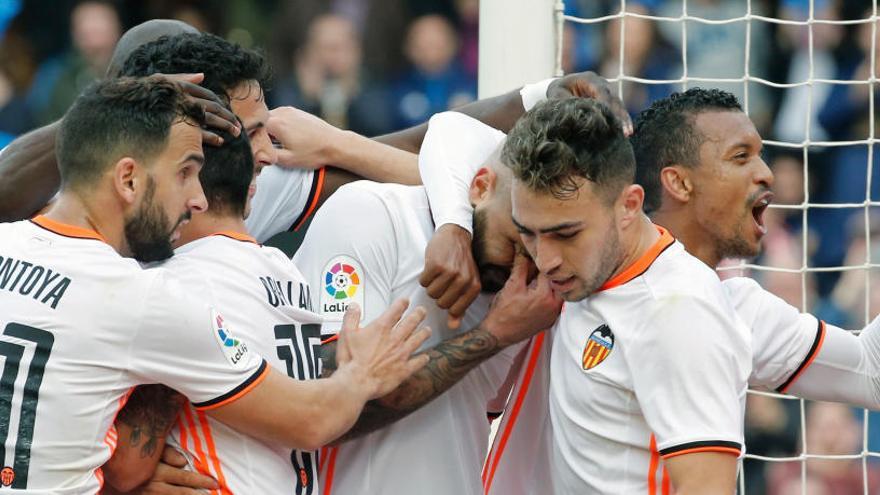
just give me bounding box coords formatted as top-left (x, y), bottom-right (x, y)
top-left (183, 153), bottom-right (205, 166)
top-left (512, 216), bottom-right (583, 234)
top-left (245, 121), bottom-right (264, 133)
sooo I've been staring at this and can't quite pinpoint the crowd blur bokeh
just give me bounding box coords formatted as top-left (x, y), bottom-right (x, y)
top-left (3, 1), bottom-right (880, 492)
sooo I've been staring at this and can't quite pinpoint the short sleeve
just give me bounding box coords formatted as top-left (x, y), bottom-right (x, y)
top-left (723, 277), bottom-right (823, 392)
top-left (627, 295), bottom-right (747, 459)
top-left (292, 182), bottom-right (396, 337)
top-left (129, 270), bottom-right (268, 410)
top-left (245, 165), bottom-right (322, 243)
top-left (419, 112), bottom-right (506, 233)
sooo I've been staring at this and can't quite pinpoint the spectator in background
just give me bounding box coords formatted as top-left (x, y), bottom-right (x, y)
top-left (38, 0), bottom-right (120, 123)
top-left (813, 9), bottom-right (880, 296)
top-left (596, 1), bottom-right (676, 116)
top-left (742, 395), bottom-right (800, 495)
top-left (393, 14), bottom-right (475, 129)
top-left (271, 14), bottom-right (394, 137)
top-left (454, 0), bottom-right (478, 78)
top-left (0, 59), bottom-right (33, 148)
top-left (767, 402), bottom-right (880, 495)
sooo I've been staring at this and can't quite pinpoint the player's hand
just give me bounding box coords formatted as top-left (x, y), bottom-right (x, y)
top-left (336, 299), bottom-right (432, 399)
top-left (547, 71), bottom-right (633, 136)
top-left (267, 106), bottom-right (344, 169)
top-left (482, 254), bottom-right (563, 347)
top-left (149, 73), bottom-right (242, 147)
top-left (118, 446), bottom-right (218, 494)
top-left (419, 224), bottom-right (482, 330)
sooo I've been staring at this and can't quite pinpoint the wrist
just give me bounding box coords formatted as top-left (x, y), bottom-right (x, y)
top-left (327, 129), bottom-right (359, 165)
top-left (520, 77), bottom-right (558, 111)
top-left (436, 222), bottom-right (472, 239)
top-left (333, 360), bottom-right (376, 403)
top-left (476, 319), bottom-right (510, 349)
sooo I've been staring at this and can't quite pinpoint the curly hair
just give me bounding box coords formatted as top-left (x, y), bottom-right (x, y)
top-left (502, 97), bottom-right (634, 204)
top-left (119, 32), bottom-right (271, 103)
top-left (631, 88), bottom-right (743, 213)
top-left (57, 77), bottom-right (205, 190)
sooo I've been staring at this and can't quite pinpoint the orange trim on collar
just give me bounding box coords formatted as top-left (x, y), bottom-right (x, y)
top-left (596, 226), bottom-right (675, 292)
top-left (212, 231), bottom-right (258, 244)
top-left (30, 215), bottom-right (108, 243)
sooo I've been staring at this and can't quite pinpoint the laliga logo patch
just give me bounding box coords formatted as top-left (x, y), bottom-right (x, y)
top-left (582, 324), bottom-right (614, 370)
top-left (211, 309), bottom-right (249, 368)
top-left (320, 256), bottom-right (364, 321)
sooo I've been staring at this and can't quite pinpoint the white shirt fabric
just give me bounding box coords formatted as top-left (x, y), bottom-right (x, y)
top-left (0, 218), bottom-right (266, 494)
top-left (294, 180), bottom-right (524, 495)
top-left (549, 230), bottom-right (751, 494)
top-left (162, 233), bottom-right (323, 495)
top-left (245, 165), bottom-right (320, 243)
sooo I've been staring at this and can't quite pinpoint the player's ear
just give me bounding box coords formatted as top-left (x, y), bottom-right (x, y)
top-left (112, 157), bottom-right (140, 206)
top-left (469, 167), bottom-right (496, 207)
top-left (659, 165), bottom-right (692, 204)
top-left (618, 184), bottom-right (644, 229)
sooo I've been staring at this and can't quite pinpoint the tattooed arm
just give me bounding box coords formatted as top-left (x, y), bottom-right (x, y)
top-left (102, 385), bottom-right (187, 492)
top-left (324, 254), bottom-right (563, 443)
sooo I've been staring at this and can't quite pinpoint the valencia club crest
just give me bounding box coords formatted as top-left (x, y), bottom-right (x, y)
top-left (582, 324), bottom-right (614, 370)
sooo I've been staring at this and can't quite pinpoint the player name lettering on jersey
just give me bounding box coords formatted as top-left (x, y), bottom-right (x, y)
top-left (260, 276), bottom-right (312, 311)
top-left (0, 255), bottom-right (71, 309)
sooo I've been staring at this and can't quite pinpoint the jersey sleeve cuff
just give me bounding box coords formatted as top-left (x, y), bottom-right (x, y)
top-left (192, 360), bottom-right (269, 411)
top-left (776, 320), bottom-right (827, 394)
top-left (290, 167), bottom-right (326, 232)
top-left (658, 440), bottom-right (742, 459)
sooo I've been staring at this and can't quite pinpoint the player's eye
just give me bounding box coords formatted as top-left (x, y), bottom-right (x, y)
top-left (555, 231), bottom-right (578, 240)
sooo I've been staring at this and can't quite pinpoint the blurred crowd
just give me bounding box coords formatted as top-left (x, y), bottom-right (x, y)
top-left (3, 0), bottom-right (880, 493)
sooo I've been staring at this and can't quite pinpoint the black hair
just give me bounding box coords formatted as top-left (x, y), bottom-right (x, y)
top-left (502, 97), bottom-right (634, 204)
top-left (56, 77), bottom-right (204, 190)
top-left (200, 125), bottom-right (254, 217)
top-left (631, 88), bottom-right (743, 213)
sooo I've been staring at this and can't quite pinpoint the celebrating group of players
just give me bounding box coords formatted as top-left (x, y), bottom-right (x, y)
top-left (1, 16), bottom-right (880, 495)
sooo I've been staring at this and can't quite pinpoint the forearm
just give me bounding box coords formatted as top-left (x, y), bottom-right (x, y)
top-left (102, 385), bottom-right (185, 492)
top-left (373, 89), bottom-right (524, 153)
top-left (0, 121), bottom-right (62, 221)
top-left (326, 326), bottom-right (503, 442)
top-left (329, 130), bottom-right (420, 185)
top-left (787, 319), bottom-right (880, 408)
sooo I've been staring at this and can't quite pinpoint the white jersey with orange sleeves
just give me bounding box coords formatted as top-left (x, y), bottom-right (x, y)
top-left (245, 165), bottom-right (323, 243)
top-left (294, 181), bottom-right (524, 495)
top-left (0, 217), bottom-right (268, 494)
top-left (549, 229), bottom-right (751, 494)
top-left (161, 233), bottom-right (323, 495)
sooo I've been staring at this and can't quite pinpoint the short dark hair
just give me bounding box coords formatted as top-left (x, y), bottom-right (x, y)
top-left (200, 125), bottom-right (254, 217)
top-left (119, 32), bottom-right (271, 103)
top-left (502, 97), bottom-right (634, 204)
top-left (631, 88), bottom-right (743, 213)
top-left (57, 77), bottom-right (204, 190)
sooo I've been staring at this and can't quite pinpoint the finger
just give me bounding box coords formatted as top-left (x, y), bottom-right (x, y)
top-left (402, 352), bottom-right (431, 377)
top-left (177, 80), bottom-right (222, 103)
top-left (391, 306), bottom-right (427, 342)
top-left (154, 463), bottom-right (218, 489)
top-left (161, 447), bottom-right (188, 467)
top-left (202, 110), bottom-right (240, 137)
top-left (418, 263), bottom-right (442, 288)
top-left (446, 315), bottom-right (462, 330)
top-left (399, 327), bottom-right (431, 357)
top-left (200, 129), bottom-right (224, 147)
top-left (435, 277), bottom-right (470, 310)
top-left (507, 253), bottom-right (530, 286)
top-left (446, 279), bottom-right (481, 320)
top-left (423, 272), bottom-right (456, 301)
top-left (162, 72), bottom-right (205, 84)
top-left (373, 298), bottom-right (410, 331)
top-left (342, 303), bottom-right (361, 332)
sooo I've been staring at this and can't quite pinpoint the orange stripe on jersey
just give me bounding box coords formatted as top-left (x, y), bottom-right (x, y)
top-left (95, 467), bottom-right (104, 489)
top-left (322, 446), bottom-right (339, 495)
top-left (597, 226), bottom-right (674, 292)
top-left (104, 388), bottom-right (134, 454)
top-left (660, 446), bottom-right (741, 460)
top-left (195, 362), bottom-right (270, 411)
top-left (293, 167), bottom-right (326, 232)
top-left (321, 335), bottom-right (339, 345)
top-left (31, 215), bottom-right (108, 243)
top-left (182, 406), bottom-right (218, 493)
top-left (778, 320), bottom-right (827, 394)
top-left (198, 411), bottom-right (232, 495)
top-left (482, 332), bottom-right (546, 493)
top-left (648, 434), bottom-right (659, 495)
top-left (212, 231), bottom-right (258, 244)
top-left (661, 466), bottom-right (670, 495)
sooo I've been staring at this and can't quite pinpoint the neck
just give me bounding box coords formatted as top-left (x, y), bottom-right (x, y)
top-left (650, 206), bottom-right (721, 268)
top-left (177, 211), bottom-right (248, 247)
top-left (608, 214), bottom-right (661, 279)
top-left (43, 191), bottom-right (128, 254)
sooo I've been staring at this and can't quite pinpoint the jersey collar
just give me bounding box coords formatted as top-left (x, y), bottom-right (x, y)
top-left (595, 226), bottom-right (675, 293)
top-left (211, 231), bottom-right (258, 244)
top-left (30, 215), bottom-right (108, 243)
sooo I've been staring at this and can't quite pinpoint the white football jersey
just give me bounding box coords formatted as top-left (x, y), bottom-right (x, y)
top-left (162, 233), bottom-right (323, 495)
top-left (294, 181), bottom-right (524, 495)
top-left (0, 217), bottom-right (267, 494)
top-left (246, 165), bottom-right (322, 243)
top-left (550, 228), bottom-right (751, 494)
